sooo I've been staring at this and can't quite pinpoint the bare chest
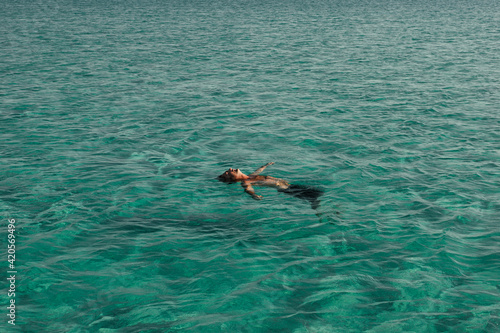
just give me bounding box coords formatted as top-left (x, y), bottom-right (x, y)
top-left (246, 175), bottom-right (289, 188)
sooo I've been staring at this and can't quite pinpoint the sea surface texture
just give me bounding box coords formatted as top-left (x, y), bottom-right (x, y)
top-left (1, 0), bottom-right (499, 332)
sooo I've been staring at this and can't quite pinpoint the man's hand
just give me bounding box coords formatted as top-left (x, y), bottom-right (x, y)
top-left (250, 162), bottom-right (275, 176)
top-left (243, 182), bottom-right (263, 200)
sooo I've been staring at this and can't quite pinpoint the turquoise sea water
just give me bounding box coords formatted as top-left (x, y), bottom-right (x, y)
top-left (1, 0), bottom-right (500, 331)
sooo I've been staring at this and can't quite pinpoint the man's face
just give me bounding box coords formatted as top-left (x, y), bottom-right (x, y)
top-left (219, 168), bottom-right (241, 181)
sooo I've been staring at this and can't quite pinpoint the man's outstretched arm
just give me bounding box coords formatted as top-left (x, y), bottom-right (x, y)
top-left (249, 162), bottom-right (275, 176)
top-left (242, 182), bottom-right (263, 200)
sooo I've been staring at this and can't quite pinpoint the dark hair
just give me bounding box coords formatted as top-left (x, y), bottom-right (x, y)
top-left (217, 174), bottom-right (236, 183)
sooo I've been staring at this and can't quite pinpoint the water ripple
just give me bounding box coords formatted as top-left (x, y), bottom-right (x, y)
top-left (2, 1), bottom-right (500, 332)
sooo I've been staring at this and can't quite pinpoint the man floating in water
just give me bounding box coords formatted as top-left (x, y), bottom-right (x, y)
top-left (218, 162), bottom-right (323, 209)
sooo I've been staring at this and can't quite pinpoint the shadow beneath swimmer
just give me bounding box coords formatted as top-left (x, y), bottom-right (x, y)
top-left (279, 184), bottom-right (324, 210)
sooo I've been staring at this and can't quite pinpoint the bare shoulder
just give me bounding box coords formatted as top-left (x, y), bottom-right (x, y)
top-left (241, 179), bottom-right (252, 187)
